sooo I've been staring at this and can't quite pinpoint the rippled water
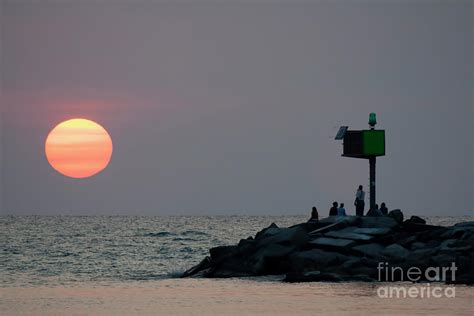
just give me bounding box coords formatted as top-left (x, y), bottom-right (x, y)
top-left (2, 215), bottom-right (474, 315)
top-left (1, 215), bottom-right (309, 285)
top-left (1, 215), bottom-right (472, 286)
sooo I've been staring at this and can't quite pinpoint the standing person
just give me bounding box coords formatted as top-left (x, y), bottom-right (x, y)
top-left (329, 202), bottom-right (338, 216)
top-left (337, 203), bottom-right (347, 216)
top-left (308, 206), bottom-right (319, 222)
top-left (380, 202), bottom-right (388, 215)
top-left (355, 185), bottom-right (365, 216)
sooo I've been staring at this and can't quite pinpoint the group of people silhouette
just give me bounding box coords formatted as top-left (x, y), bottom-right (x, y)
top-left (308, 185), bottom-right (389, 222)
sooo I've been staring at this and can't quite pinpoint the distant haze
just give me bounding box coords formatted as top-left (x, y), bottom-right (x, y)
top-left (1, 1), bottom-right (472, 216)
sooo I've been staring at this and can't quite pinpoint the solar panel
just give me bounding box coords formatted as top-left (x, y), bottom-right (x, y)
top-left (335, 126), bottom-right (348, 140)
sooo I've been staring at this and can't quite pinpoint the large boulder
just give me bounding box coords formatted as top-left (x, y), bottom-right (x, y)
top-left (410, 242), bottom-right (427, 250)
top-left (388, 209), bottom-right (404, 224)
top-left (325, 228), bottom-right (374, 241)
top-left (289, 249), bottom-right (351, 272)
top-left (401, 222), bottom-right (440, 233)
top-left (309, 216), bottom-right (361, 235)
top-left (208, 262), bottom-right (255, 278)
top-left (408, 247), bottom-right (438, 263)
top-left (255, 223), bottom-right (280, 240)
top-left (440, 226), bottom-right (474, 240)
top-left (318, 216), bottom-right (360, 225)
top-left (254, 243), bottom-right (296, 259)
top-left (405, 215), bottom-right (426, 225)
top-left (209, 245), bottom-right (239, 263)
top-left (252, 243), bottom-right (296, 275)
top-left (454, 221), bottom-right (474, 227)
top-left (309, 237), bottom-right (356, 249)
top-left (256, 226), bottom-right (308, 249)
top-left (352, 227), bottom-right (392, 235)
top-left (358, 216), bottom-right (398, 229)
top-left (352, 243), bottom-right (386, 259)
top-left (382, 244), bottom-right (410, 261)
top-left (181, 256), bottom-right (212, 278)
top-left (448, 254), bottom-right (474, 284)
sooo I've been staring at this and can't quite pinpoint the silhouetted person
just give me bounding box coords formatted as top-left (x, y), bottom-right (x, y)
top-left (337, 203), bottom-right (347, 216)
top-left (367, 203), bottom-right (383, 216)
top-left (355, 185), bottom-right (365, 216)
top-left (329, 202), bottom-right (338, 216)
top-left (308, 206), bottom-right (319, 222)
top-left (380, 202), bottom-right (388, 215)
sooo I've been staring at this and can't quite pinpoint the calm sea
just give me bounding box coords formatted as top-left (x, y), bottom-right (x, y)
top-left (1, 215), bottom-right (473, 315)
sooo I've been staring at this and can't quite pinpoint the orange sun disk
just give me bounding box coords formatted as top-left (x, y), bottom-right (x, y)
top-left (45, 118), bottom-right (113, 178)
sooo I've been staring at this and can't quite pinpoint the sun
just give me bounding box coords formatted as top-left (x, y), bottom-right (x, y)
top-left (45, 118), bottom-right (113, 178)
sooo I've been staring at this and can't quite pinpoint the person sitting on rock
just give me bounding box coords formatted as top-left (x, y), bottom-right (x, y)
top-left (308, 206), bottom-right (319, 222)
top-left (367, 204), bottom-right (384, 217)
top-left (337, 203), bottom-right (347, 216)
top-left (329, 202), bottom-right (338, 216)
top-left (380, 202), bottom-right (388, 215)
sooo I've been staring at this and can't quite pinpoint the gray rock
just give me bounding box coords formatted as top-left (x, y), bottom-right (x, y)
top-left (255, 223), bottom-right (280, 240)
top-left (309, 237), bottom-right (356, 248)
top-left (439, 239), bottom-right (458, 249)
top-left (454, 221), bottom-right (474, 227)
top-left (308, 221), bottom-right (345, 235)
top-left (349, 266), bottom-right (378, 280)
top-left (257, 226), bottom-right (308, 249)
top-left (358, 216), bottom-right (398, 229)
top-left (410, 242), bottom-right (426, 250)
top-left (290, 249), bottom-right (350, 270)
top-left (252, 244), bottom-right (296, 275)
top-left (181, 256), bottom-right (212, 278)
top-left (440, 227), bottom-right (473, 240)
top-left (209, 245), bottom-right (239, 263)
top-left (430, 253), bottom-right (456, 267)
top-left (352, 227), bottom-right (392, 235)
top-left (408, 248), bottom-right (438, 263)
top-left (405, 216), bottom-right (426, 225)
top-left (439, 246), bottom-right (472, 255)
top-left (388, 209), bottom-right (404, 224)
top-left (237, 238), bottom-right (256, 252)
top-left (309, 216), bottom-right (361, 235)
top-left (425, 239), bottom-right (441, 248)
top-left (254, 243), bottom-right (295, 259)
top-left (325, 230), bottom-right (374, 241)
top-left (402, 222), bottom-right (440, 233)
top-left (396, 235), bottom-right (417, 247)
top-left (382, 244), bottom-right (410, 261)
top-left (349, 274), bottom-right (376, 282)
top-left (341, 258), bottom-right (362, 270)
top-left (352, 243), bottom-right (385, 258)
top-left (318, 216), bottom-right (360, 226)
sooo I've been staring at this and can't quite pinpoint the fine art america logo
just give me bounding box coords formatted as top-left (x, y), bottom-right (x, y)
top-left (376, 262), bottom-right (457, 298)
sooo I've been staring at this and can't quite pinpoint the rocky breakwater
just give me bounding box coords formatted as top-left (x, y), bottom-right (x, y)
top-left (181, 211), bottom-right (474, 284)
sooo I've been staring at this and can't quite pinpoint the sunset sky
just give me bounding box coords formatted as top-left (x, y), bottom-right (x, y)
top-left (1, 1), bottom-right (472, 215)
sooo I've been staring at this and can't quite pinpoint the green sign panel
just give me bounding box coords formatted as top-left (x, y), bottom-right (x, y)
top-left (362, 130), bottom-right (385, 156)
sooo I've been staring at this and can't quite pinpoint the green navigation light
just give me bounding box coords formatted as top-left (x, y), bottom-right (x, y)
top-left (369, 113), bottom-right (377, 127)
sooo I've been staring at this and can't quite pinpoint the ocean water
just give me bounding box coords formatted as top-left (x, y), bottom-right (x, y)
top-left (1, 215), bottom-right (474, 315)
top-left (1, 215), bottom-right (312, 286)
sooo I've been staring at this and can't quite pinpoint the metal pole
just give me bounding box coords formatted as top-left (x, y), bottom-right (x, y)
top-left (369, 157), bottom-right (376, 211)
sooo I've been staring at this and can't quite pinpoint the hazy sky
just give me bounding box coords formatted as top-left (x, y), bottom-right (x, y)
top-left (1, 0), bottom-right (472, 216)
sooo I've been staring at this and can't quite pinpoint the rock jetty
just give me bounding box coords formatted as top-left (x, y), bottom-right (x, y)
top-left (182, 211), bottom-right (474, 284)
